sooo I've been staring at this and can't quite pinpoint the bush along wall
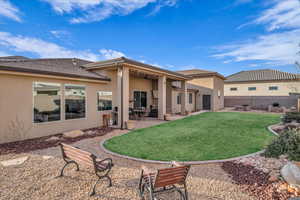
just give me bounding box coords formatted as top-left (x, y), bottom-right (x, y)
top-left (264, 129), bottom-right (300, 161)
top-left (281, 112), bottom-right (300, 124)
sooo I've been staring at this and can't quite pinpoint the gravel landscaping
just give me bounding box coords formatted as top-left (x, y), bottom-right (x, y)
top-left (0, 153), bottom-right (254, 200)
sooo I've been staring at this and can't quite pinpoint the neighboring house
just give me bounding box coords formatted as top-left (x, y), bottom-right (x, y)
top-left (0, 56), bottom-right (225, 143)
top-left (224, 69), bottom-right (300, 109)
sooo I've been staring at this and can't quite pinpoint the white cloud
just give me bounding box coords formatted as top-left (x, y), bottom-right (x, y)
top-left (0, 31), bottom-right (127, 61)
top-left (255, 0), bottom-right (300, 31)
top-left (149, 0), bottom-right (177, 15)
top-left (99, 49), bottom-right (125, 59)
top-left (50, 30), bottom-right (70, 39)
top-left (214, 0), bottom-right (300, 66)
top-left (42, 0), bottom-right (178, 23)
top-left (0, 0), bottom-right (21, 22)
top-left (41, 0), bottom-right (101, 13)
top-left (213, 30), bottom-right (300, 65)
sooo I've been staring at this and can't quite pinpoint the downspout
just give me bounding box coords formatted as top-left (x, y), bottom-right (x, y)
top-left (195, 91), bottom-right (198, 111)
top-left (120, 65), bottom-right (124, 129)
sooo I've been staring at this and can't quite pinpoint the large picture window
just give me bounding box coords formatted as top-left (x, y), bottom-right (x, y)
top-left (134, 91), bottom-right (147, 108)
top-left (65, 84), bottom-right (86, 120)
top-left (98, 91), bottom-right (112, 111)
top-left (33, 82), bottom-right (61, 123)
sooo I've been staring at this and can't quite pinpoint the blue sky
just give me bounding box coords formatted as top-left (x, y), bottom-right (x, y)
top-left (0, 0), bottom-right (299, 76)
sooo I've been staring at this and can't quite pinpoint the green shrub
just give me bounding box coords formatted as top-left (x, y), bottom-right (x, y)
top-left (264, 129), bottom-right (300, 161)
top-left (282, 112), bottom-right (300, 123)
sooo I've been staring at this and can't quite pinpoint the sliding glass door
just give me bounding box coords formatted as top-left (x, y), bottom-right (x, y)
top-left (133, 91), bottom-right (147, 109)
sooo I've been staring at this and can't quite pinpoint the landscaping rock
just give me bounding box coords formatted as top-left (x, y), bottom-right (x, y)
top-left (86, 130), bottom-right (94, 135)
top-left (237, 155), bottom-right (288, 174)
top-left (285, 122), bottom-right (300, 130)
top-left (281, 162), bottom-right (300, 187)
top-left (45, 136), bottom-right (60, 142)
top-left (0, 156), bottom-right (28, 167)
top-left (42, 155), bottom-right (53, 160)
top-left (269, 174), bottom-right (279, 182)
top-left (63, 130), bottom-right (85, 138)
top-left (272, 124), bottom-right (286, 133)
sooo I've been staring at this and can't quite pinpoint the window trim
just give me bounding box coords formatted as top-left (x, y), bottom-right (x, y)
top-left (64, 84), bottom-right (87, 121)
top-left (97, 91), bottom-right (113, 111)
top-left (32, 81), bottom-right (63, 124)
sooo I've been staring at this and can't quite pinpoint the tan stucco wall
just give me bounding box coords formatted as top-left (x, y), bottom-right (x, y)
top-left (225, 81), bottom-right (300, 96)
top-left (213, 77), bottom-right (225, 111)
top-left (187, 76), bottom-right (224, 111)
top-left (0, 73), bottom-right (111, 144)
top-left (172, 90), bottom-right (196, 114)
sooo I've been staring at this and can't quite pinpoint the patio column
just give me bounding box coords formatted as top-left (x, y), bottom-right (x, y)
top-left (117, 66), bottom-right (129, 129)
top-left (158, 75), bottom-right (166, 120)
top-left (181, 80), bottom-right (187, 115)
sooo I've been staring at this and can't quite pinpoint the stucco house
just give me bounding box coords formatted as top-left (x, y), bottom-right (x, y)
top-left (224, 69), bottom-right (300, 109)
top-left (0, 56), bottom-right (224, 143)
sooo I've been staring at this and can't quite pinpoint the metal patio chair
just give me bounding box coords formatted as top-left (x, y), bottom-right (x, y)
top-left (58, 143), bottom-right (114, 196)
top-left (138, 164), bottom-right (190, 200)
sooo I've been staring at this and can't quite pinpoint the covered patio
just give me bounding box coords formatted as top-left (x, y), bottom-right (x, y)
top-left (84, 57), bottom-right (190, 129)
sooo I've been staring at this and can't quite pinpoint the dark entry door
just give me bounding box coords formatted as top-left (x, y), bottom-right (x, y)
top-left (203, 95), bottom-right (211, 110)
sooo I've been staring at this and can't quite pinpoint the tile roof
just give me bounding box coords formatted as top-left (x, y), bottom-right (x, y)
top-left (0, 56), bottom-right (29, 61)
top-left (0, 57), bottom-right (110, 81)
top-left (225, 69), bottom-right (300, 83)
top-left (177, 69), bottom-right (226, 80)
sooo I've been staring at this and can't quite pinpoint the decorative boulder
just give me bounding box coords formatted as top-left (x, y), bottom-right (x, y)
top-left (63, 130), bottom-right (85, 138)
top-left (285, 122), bottom-right (300, 130)
top-left (0, 156), bottom-right (28, 167)
top-left (45, 136), bottom-right (60, 142)
top-left (281, 162), bottom-right (300, 187)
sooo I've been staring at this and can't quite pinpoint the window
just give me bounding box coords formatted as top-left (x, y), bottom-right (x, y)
top-left (177, 94), bottom-right (181, 105)
top-left (230, 87), bottom-right (237, 91)
top-left (269, 86), bottom-right (278, 91)
top-left (65, 84), bottom-right (86, 120)
top-left (189, 93), bottom-right (193, 104)
top-left (33, 82), bottom-right (61, 123)
top-left (98, 91), bottom-right (112, 111)
top-left (248, 87), bottom-right (256, 91)
top-left (133, 91), bottom-right (147, 108)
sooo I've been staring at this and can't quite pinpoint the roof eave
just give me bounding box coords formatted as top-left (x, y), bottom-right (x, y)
top-left (83, 57), bottom-right (190, 80)
top-left (0, 66), bottom-right (111, 82)
top-left (187, 72), bottom-right (226, 80)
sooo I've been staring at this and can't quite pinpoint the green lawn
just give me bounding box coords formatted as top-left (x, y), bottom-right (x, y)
top-left (104, 112), bottom-right (280, 161)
